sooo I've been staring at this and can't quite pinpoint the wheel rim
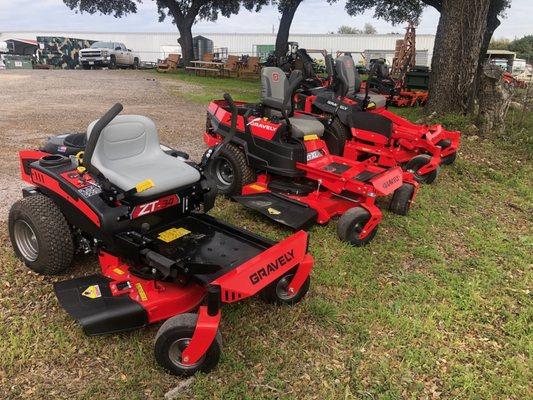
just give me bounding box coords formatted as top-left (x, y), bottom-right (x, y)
top-left (275, 274), bottom-right (297, 300)
top-left (214, 158), bottom-right (234, 188)
top-left (168, 338), bottom-right (205, 370)
top-left (14, 220), bottom-right (39, 262)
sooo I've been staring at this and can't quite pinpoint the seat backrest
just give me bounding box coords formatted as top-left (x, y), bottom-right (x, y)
top-left (261, 67), bottom-right (292, 112)
top-left (335, 55), bottom-right (362, 97)
top-left (87, 115), bottom-right (161, 171)
top-left (325, 54), bottom-right (335, 79)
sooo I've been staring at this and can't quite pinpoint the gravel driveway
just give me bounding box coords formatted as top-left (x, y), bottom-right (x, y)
top-left (0, 69), bottom-right (205, 221)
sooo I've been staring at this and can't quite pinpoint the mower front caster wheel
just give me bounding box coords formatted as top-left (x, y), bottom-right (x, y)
top-left (437, 139), bottom-right (457, 165)
top-left (260, 269), bottom-right (310, 305)
top-left (155, 313), bottom-right (222, 376)
top-left (337, 207), bottom-right (378, 246)
top-left (8, 194), bottom-right (74, 275)
top-left (389, 183), bottom-right (415, 216)
top-left (405, 154), bottom-right (439, 184)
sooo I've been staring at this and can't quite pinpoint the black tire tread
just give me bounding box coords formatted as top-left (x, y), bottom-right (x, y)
top-left (9, 195), bottom-right (74, 275)
top-left (405, 154), bottom-right (438, 184)
top-left (324, 118), bottom-right (349, 156)
top-left (389, 183), bottom-right (415, 216)
top-left (259, 271), bottom-right (310, 306)
top-left (337, 207), bottom-right (378, 246)
top-left (154, 313), bottom-right (222, 376)
top-left (210, 143), bottom-right (254, 196)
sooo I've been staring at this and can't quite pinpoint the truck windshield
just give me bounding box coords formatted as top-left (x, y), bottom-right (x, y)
top-left (90, 42), bottom-right (114, 49)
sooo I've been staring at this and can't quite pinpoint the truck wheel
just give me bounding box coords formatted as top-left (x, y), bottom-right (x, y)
top-left (8, 195), bottom-right (74, 275)
top-left (207, 143), bottom-right (254, 196)
top-left (82, 65), bottom-right (91, 70)
top-left (109, 56), bottom-right (116, 70)
top-left (133, 58), bottom-right (139, 69)
top-left (154, 313), bottom-right (222, 376)
top-left (337, 207), bottom-right (377, 246)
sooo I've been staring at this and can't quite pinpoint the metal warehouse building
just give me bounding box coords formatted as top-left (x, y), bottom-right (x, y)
top-left (0, 31), bottom-right (436, 65)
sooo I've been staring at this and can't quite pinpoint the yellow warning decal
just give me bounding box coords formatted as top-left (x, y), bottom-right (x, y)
top-left (135, 283), bottom-right (148, 301)
top-left (135, 179), bottom-right (155, 193)
top-left (82, 285), bottom-right (101, 299)
top-left (268, 207), bottom-right (281, 215)
top-left (113, 268), bottom-right (125, 275)
top-left (249, 183), bottom-right (266, 192)
top-left (158, 227), bottom-right (191, 243)
top-left (303, 134), bottom-right (319, 141)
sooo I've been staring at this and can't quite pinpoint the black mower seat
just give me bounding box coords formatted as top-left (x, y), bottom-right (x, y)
top-left (348, 111), bottom-right (393, 139)
top-left (289, 114), bottom-right (325, 138)
top-left (87, 115), bottom-right (201, 197)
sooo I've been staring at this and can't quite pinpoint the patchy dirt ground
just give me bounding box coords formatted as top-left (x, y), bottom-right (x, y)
top-left (0, 69), bottom-right (205, 221)
top-left (1, 70), bottom-right (531, 400)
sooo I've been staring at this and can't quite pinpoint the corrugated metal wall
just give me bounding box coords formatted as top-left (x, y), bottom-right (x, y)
top-left (0, 31), bottom-right (435, 64)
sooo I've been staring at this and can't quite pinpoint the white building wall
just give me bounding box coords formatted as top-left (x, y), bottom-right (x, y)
top-left (0, 31), bottom-right (435, 65)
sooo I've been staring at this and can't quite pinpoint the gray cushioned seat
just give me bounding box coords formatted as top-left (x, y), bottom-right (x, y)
top-left (87, 115), bottom-right (200, 197)
top-left (289, 114), bottom-right (325, 138)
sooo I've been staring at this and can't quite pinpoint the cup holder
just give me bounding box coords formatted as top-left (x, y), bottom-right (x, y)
top-left (39, 154), bottom-right (71, 167)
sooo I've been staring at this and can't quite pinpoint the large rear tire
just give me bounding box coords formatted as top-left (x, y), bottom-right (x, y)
top-left (8, 195), bottom-right (74, 275)
top-left (207, 143), bottom-right (254, 196)
top-left (154, 313), bottom-right (222, 376)
top-left (323, 118), bottom-right (349, 156)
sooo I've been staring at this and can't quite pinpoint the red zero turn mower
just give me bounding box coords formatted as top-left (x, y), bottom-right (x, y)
top-left (204, 69), bottom-right (419, 246)
top-left (294, 55), bottom-right (461, 184)
top-left (8, 103), bottom-right (313, 376)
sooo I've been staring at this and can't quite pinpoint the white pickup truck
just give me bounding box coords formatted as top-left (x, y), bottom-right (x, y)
top-left (79, 41), bottom-right (139, 69)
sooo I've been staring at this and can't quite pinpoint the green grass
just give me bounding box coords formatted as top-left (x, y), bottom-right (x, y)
top-left (1, 73), bottom-right (531, 399)
top-left (157, 70), bottom-right (261, 104)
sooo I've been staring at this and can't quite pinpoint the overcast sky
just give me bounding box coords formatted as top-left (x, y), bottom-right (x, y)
top-left (0, 0), bottom-right (531, 39)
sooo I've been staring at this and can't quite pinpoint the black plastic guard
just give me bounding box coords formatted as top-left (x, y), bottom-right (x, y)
top-left (233, 193), bottom-right (317, 231)
top-left (54, 275), bottom-right (148, 336)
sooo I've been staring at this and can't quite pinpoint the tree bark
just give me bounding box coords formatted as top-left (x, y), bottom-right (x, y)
top-left (468, 2), bottom-right (502, 113)
top-left (177, 21), bottom-right (195, 66)
top-left (477, 64), bottom-right (512, 134)
top-left (275, 0), bottom-right (303, 57)
top-left (427, 0), bottom-right (491, 114)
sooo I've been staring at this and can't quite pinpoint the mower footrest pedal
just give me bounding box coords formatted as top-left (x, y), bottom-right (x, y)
top-left (233, 193), bottom-right (317, 230)
top-left (54, 274), bottom-right (148, 336)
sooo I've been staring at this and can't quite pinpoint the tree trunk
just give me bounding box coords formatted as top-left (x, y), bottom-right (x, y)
top-left (427, 0), bottom-right (491, 114)
top-left (177, 22), bottom-right (195, 66)
top-left (468, 2), bottom-right (502, 113)
top-left (477, 64), bottom-right (512, 134)
top-left (275, 0), bottom-right (302, 57)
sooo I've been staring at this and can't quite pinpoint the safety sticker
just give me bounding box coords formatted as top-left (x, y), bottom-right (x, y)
top-left (82, 285), bottom-right (101, 299)
top-left (113, 268), bottom-right (125, 275)
top-left (267, 207), bottom-right (281, 215)
top-left (158, 227), bottom-right (191, 243)
top-left (135, 283), bottom-right (148, 301)
top-left (249, 184), bottom-right (266, 192)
